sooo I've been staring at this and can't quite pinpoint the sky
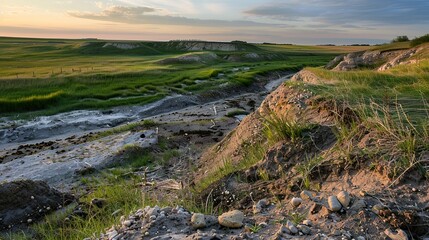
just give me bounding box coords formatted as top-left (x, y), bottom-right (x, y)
top-left (1, 0), bottom-right (429, 44)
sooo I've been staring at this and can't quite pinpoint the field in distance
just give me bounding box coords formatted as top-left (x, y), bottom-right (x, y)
top-left (0, 37), bottom-right (371, 117)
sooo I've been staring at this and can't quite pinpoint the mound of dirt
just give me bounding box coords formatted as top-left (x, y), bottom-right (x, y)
top-left (0, 180), bottom-right (73, 230)
top-left (190, 69), bottom-right (429, 239)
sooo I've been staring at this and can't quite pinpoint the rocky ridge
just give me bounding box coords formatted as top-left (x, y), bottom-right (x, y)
top-left (326, 46), bottom-right (423, 71)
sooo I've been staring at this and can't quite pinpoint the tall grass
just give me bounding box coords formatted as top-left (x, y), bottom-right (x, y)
top-left (263, 112), bottom-right (313, 143)
top-left (0, 91), bottom-right (64, 113)
top-left (194, 142), bottom-right (268, 193)
top-left (361, 100), bottom-right (429, 180)
top-left (34, 178), bottom-right (142, 240)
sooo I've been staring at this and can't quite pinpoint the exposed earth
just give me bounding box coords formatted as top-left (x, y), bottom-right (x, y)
top-left (1, 44), bottom-right (429, 240)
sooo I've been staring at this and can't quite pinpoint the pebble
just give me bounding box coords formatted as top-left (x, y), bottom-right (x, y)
top-left (258, 222), bottom-right (268, 228)
top-left (286, 220), bottom-right (298, 234)
top-left (328, 196), bottom-right (342, 212)
top-left (384, 228), bottom-right (409, 240)
top-left (372, 204), bottom-right (385, 214)
top-left (123, 220), bottom-right (133, 227)
top-left (300, 190), bottom-right (313, 200)
top-left (302, 219), bottom-right (313, 226)
top-left (253, 199), bottom-right (268, 214)
top-left (107, 230), bottom-right (118, 239)
top-left (297, 224), bottom-right (311, 235)
top-left (91, 198), bottom-right (107, 208)
top-left (357, 236), bottom-right (365, 240)
top-left (191, 213), bottom-right (206, 229)
top-left (218, 210), bottom-right (244, 228)
top-left (336, 191), bottom-right (351, 208)
top-left (291, 197), bottom-right (303, 207)
top-left (146, 206), bottom-right (160, 218)
top-left (349, 199), bottom-right (366, 213)
top-left (278, 224), bottom-right (291, 235)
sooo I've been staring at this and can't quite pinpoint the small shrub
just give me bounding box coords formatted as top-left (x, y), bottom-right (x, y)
top-left (411, 34), bottom-right (429, 47)
top-left (391, 36), bottom-right (409, 43)
top-left (225, 110), bottom-right (249, 118)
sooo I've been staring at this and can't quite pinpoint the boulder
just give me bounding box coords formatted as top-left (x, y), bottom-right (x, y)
top-left (218, 210), bottom-right (244, 228)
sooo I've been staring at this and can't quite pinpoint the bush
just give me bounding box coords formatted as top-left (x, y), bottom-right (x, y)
top-left (411, 34), bottom-right (429, 47)
top-left (391, 36), bottom-right (409, 43)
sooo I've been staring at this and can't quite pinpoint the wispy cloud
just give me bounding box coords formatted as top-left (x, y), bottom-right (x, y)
top-left (244, 0), bottom-right (429, 26)
top-left (69, 5), bottom-right (274, 28)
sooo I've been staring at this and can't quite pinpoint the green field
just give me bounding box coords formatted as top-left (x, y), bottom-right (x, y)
top-left (0, 37), bottom-right (370, 117)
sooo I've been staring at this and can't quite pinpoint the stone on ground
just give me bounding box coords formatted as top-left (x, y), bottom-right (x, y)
top-left (218, 210), bottom-right (244, 228)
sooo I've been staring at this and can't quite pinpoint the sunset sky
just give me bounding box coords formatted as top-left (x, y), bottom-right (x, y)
top-left (1, 0), bottom-right (429, 44)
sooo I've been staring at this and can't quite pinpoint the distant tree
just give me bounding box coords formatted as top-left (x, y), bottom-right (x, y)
top-left (391, 35), bottom-right (409, 43)
top-left (410, 34), bottom-right (429, 47)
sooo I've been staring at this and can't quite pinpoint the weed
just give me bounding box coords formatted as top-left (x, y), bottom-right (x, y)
top-left (263, 113), bottom-right (313, 143)
top-left (249, 224), bottom-right (263, 233)
top-left (33, 176), bottom-right (142, 240)
top-left (258, 169), bottom-right (270, 181)
top-left (295, 156), bottom-right (325, 190)
top-left (289, 212), bottom-right (306, 225)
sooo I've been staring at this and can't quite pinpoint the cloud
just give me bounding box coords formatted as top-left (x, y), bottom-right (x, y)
top-left (69, 5), bottom-right (275, 28)
top-left (244, 0), bottom-right (429, 26)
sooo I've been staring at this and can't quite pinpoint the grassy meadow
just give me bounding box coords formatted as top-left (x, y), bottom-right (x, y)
top-left (0, 37), bottom-right (370, 118)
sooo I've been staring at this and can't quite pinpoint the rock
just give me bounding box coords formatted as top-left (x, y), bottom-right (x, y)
top-left (146, 206), bottom-right (160, 218)
top-left (332, 229), bottom-right (342, 236)
top-left (357, 236), bottom-right (365, 240)
top-left (336, 191), bottom-right (351, 208)
top-left (253, 199), bottom-right (268, 214)
top-left (278, 224), bottom-right (291, 235)
top-left (191, 213), bottom-right (206, 229)
top-left (310, 202), bottom-right (324, 214)
top-left (258, 222), bottom-right (268, 228)
top-left (204, 215), bottom-right (218, 227)
top-left (218, 210), bottom-right (244, 228)
top-left (297, 224), bottom-right (311, 235)
top-left (107, 229), bottom-right (118, 239)
top-left (286, 220), bottom-right (298, 234)
top-left (91, 198), bottom-right (107, 208)
top-left (300, 190), bottom-right (313, 200)
top-left (302, 219), bottom-right (313, 226)
top-left (122, 220), bottom-right (133, 227)
top-left (291, 197), bottom-right (303, 207)
top-left (372, 204), bottom-right (386, 214)
top-left (328, 196), bottom-right (342, 212)
top-left (0, 180), bottom-right (73, 230)
top-left (384, 228), bottom-right (409, 240)
top-left (349, 199), bottom-right (366, 213)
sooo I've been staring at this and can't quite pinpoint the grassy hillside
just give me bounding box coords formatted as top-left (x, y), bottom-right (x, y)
top-left (0, 37), bottom-right (369, 117)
